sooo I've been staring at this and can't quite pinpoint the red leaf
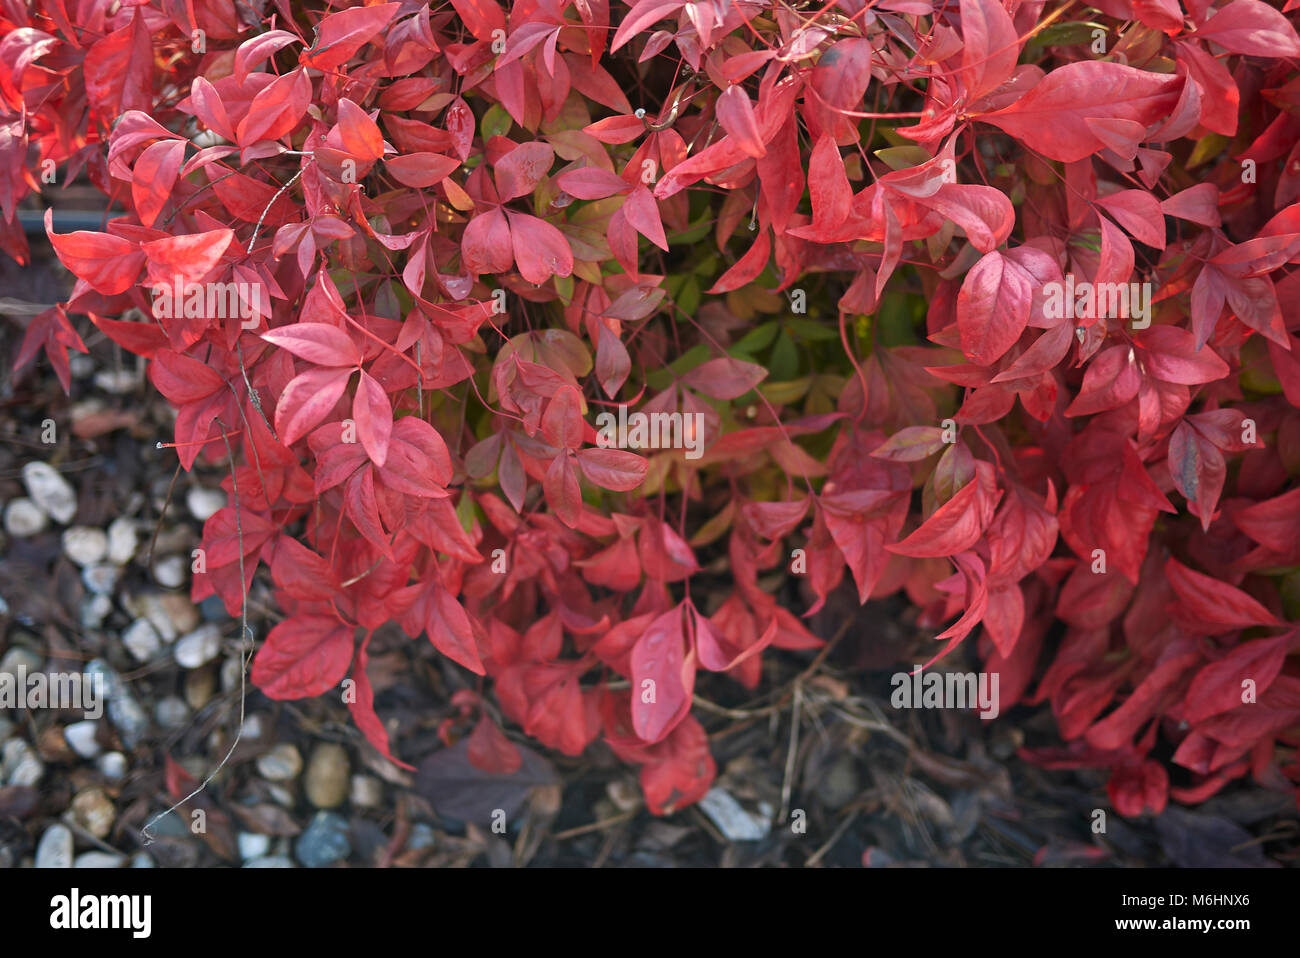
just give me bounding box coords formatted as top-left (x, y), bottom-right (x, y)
top-left (957, 250), bottom-right (1033, 366)
top-left (262, 323), bottom-right (361, 367)
top-left (275, 367), bottom-right (353, 446)
top-left (45, 210), bottom-right (143, 295)
top-left (467, 716), bottom-right (522, 774)
top-left (505, 211), bottom-right (574, 284)
top-left (577, 447), bottom-right (648, 490)
top-left (251, 615), bottom-right (355, 699)
top-left (629, 604), bottom-right (695, 744)
top-left (300, 3), bottom-right (402, 70)
top-left (353, 371), bottom-right (393, 467)
top-left (981, 62), bottom-right (1184, 163)
top-left (681, 356), bottom-right (767, 399)
top-left (1164, 558), bottom-right (1282, 634)
top-left (1184, 634), bottom-right (1292, 724)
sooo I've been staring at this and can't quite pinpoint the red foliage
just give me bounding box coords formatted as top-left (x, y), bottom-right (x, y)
top-left (7, 0), bottom-right (1300, 817)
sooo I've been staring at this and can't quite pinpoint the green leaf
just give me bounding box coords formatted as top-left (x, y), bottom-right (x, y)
top-left (732, 321), bottom-right (779, 354)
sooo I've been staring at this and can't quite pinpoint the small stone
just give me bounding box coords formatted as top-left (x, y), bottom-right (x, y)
top-left (69, 354), bottom-right (94, 379)
top-left (183, 667), bottom-right (215, 710)
top-left (35, 824), bottom-right (73, 868)
top-left (697, 787), bottom-right (769, 842)
top-left (186, 486), bottom-right (226, 522)
top-left (304, 743), bottom-right (350, 809)
top-left (93, 369), bottom-right (138, 395)
top-left (0, 646), bottom-right (43, 677)
top-left (81, 563), bottom-right (120, 595)
top-left (71, 787), bottom-right (115, 838)
top-left (74, 851), bottom-right (127, 868)
top-left (244, 856), bottom-right (295, 868)
top-left (85, 660), bottom-right (148, 749)
top-left (4, 498), bottom-right (47, 537)
top-left (349, 775), bottom-right (382, 808)
top-left (138, 592), bottom-right (199, 643)
top-left (238, 832), bottom-right (272, 860)
top-left (79, 594), bottom-right (112, 630)
top-left (240, 714), bottom-right (263, 740)
top-left (199, 595), bottom-right (230, 622)
top-left (64, 721), bottom-right (101, 759)
top-left (221, 655), bottom-right (242, 692)
top-left (174, 624), bottom-right (221, 669)
top-left (152, 555), bottom-right (186, 589)
top-left (130, 852), bottom-right (155, 868)
top-left (122, 619), bottom-right (162, 663)
top-left (62, 526), bottom-right (108, 566)
top-left (22, 462), bottom-right (77, 523)
top-left (257, 744), bottom-right (302, 782)
top-left (106, 517), bottom-right (139, 565)
top-left (154, 696), bottom-right (189, 730)
top-left (96, 752), bottom-right (127, 780)
top-left (3, 739), bottom-right (44, 787)
top-left (295, 811), bottom-right (351, 868)
top-left (408, 823), bottom-right (436, 851)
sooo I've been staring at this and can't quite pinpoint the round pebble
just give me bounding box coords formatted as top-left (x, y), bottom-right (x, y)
top-left (350, 775), bottom-right (382, 808)
top-left (238, 832), bottom-right (272, 860)
top-left (71, 787), bottom-right (115, 838)
top-left (186, 486), bottom-right (226, 522)
top-left (152, 555), bottom-right (186, 589)
top-left (257, 744), bottom-right (303, 782)
top-left (305, 743), bottom-right (350, 809)
top-left (4, 498), bottom-right (47, 537)
top-left (174, 624), bottom-right (221, 668)
top-left (96, 752), bottom-right (127, 780)
top-left (81, 563), bottom-right (120, 595)
top-left (154, 696), bottom-right (189, 730)
top-left (62, 526), bottom-right (108, 566)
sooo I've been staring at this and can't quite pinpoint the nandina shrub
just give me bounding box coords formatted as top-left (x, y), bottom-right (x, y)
top-left (7, 0), bottom-right (1300, 818)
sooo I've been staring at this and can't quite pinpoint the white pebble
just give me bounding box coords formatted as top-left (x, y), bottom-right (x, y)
top-left (3, 739), bottom-right (44, 786)
top-left (152, 554), bottom-right (186, 589)
top-left (81, 563), bottom-right (120, 595)
top-left (238, 832), bottom-right (272, 860)
top-left (350, 775), bottom-right (383, 808)
top-left (74, 851), bottom-right (127, 868)
top-left (4, 498), bottom-right (47, 537)
top-left (106, 517), bottom-right (139, 565)
top-left (186, 486), bottom-right (226, 522)
top-left (174, 624), bottom-right (221, 669)
top-left (22, 462), bottom-right (77, 523)
top-left (64, 720), bottom-right (101, 759)
top-left (257, 744), bottom-right (303, 782)
top-left (96, 752), bottom-right (127, 780)
top-left (62, 526), bottom-right (108, 566)
top-left (121, 619), bottom-right (162, 663)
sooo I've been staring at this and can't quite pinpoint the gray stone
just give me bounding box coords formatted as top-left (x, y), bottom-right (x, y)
top-left (74, 851), bottom-right (126, 868)
top-left (84, 660), bottom-right (148, 749)
top-left (152, 555), bottom-right (186, 589)
top-left (97, 751), bottom-right (127, 780)
top-left (244, 856), bottom-right (295, 868)
top-left (294, 812), bottom-right (351, 868)
top-left (154, 696), bottom-right (189, 730)
top-left (35, 824), bottom-right (73, 868)
top-left (81, 563), bottom-right (119, 595)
